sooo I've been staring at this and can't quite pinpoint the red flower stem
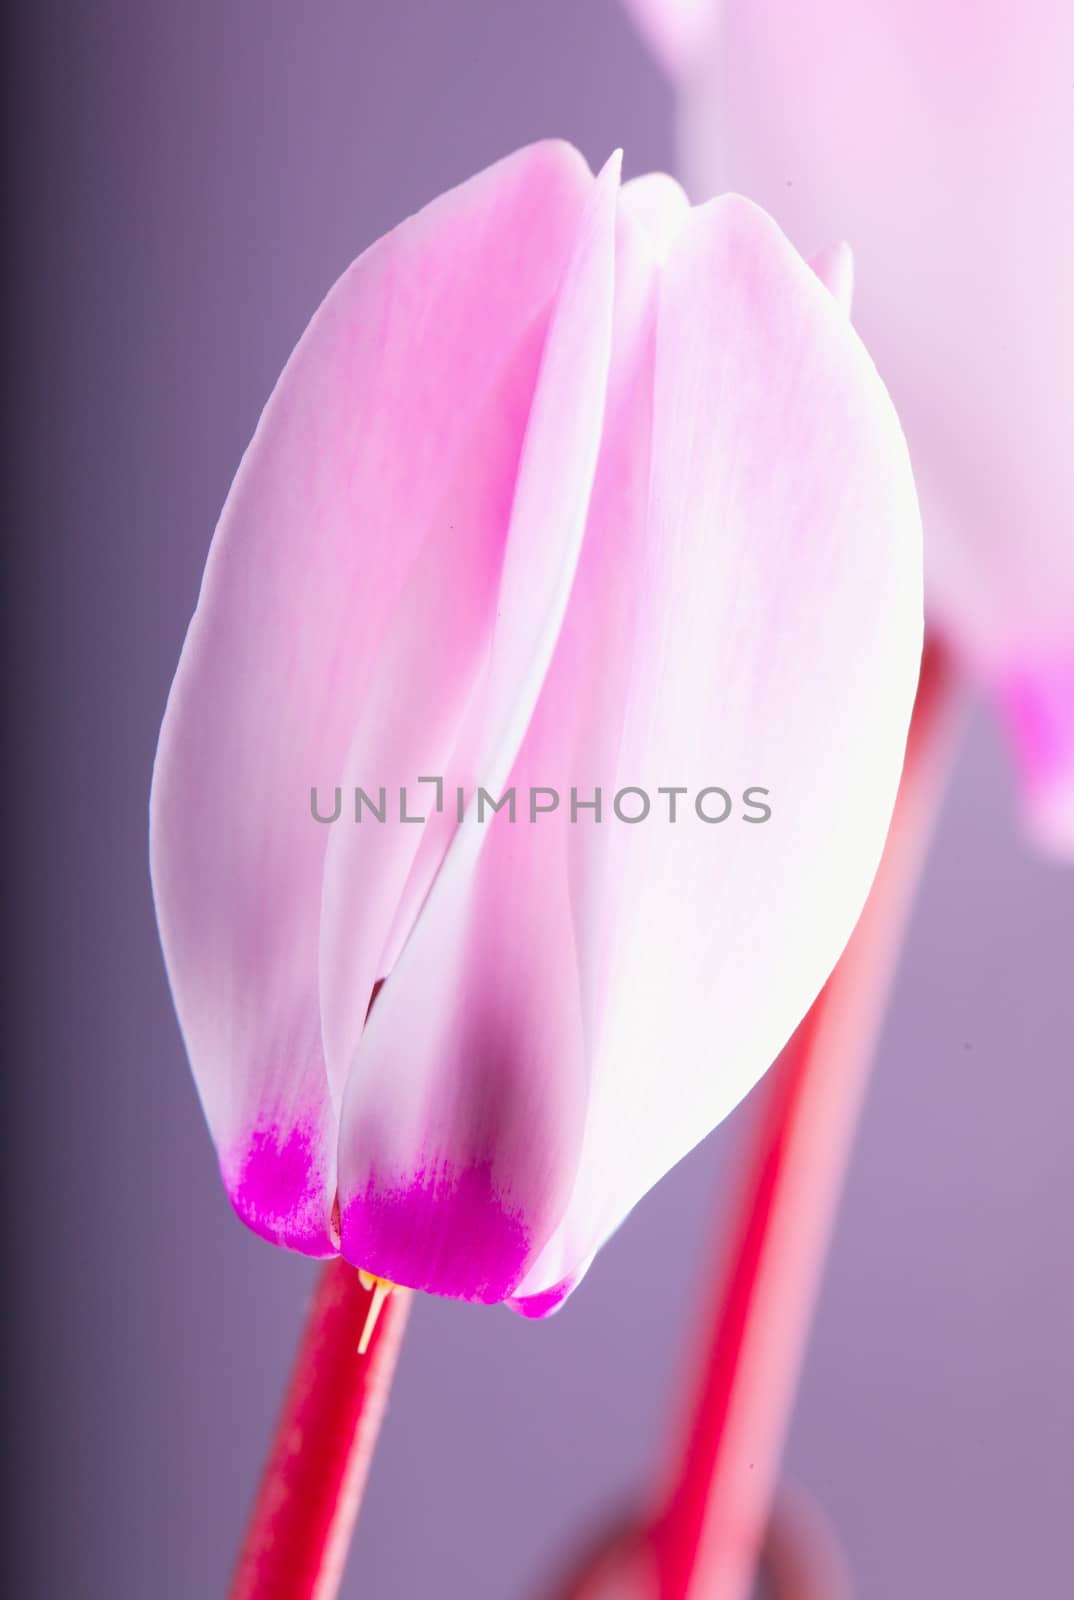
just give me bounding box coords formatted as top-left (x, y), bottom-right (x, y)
top-left (230, 1261), bottom-right (411, 1600)
top-left (651, 637), bottom-right (960, 1600)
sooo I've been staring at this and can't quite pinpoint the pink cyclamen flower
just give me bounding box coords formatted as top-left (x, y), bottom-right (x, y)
top-left (622, 0), bottom-right (1074, 853)
top-left (150, 142), bottom-right (921, 1314)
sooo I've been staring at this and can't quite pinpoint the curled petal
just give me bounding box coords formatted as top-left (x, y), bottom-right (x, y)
top-left (513, 195), bottom-right (922, 1305)
top-left (150, 142), bottom-right (594, 1252)
top-left (336, 155), bottom-right (625, 1300)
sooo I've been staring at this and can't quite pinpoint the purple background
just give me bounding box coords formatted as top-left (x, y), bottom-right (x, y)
top-left (9, 4), bottom-right (1072, 1596)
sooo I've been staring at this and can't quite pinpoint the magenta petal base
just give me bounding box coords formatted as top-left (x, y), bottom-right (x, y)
top-left (223, 1122), bottom-right (337, 1257)
top-left (340, 1164), bottom-right (534, 1304)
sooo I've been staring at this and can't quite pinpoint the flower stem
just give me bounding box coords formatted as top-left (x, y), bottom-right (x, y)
top-left (230, 1259), bottom-right (411, 1600)
top-left (650, 637), bottom-right (960, 1600)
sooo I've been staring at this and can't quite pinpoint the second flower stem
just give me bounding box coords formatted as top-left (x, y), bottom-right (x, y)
top-left (650, 637), bottom-right (960, 1599)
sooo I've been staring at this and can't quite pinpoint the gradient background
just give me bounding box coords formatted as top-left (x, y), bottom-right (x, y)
top-left (8, 5), bottom-right (1073, 1597)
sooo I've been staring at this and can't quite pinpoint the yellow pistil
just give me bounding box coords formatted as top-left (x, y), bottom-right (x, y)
top-left (356, 1270), bottom-right (397, 1356)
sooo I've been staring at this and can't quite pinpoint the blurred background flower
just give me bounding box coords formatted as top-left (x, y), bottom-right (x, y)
top-left (627, 0), bottom-right (1074, 855)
